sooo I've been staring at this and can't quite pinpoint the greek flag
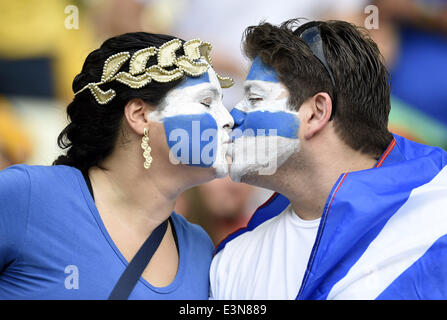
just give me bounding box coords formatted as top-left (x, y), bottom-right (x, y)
top-left (216, 134), bottom-right (447, 299)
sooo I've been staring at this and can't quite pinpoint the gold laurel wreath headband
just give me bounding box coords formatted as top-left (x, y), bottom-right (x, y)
top-left (74, 38), bottom-right (234, 105)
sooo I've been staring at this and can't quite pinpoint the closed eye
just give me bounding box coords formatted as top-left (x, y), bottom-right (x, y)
top-left (248, 97), bottom-right (263, 103)
top-left (201, 97), bottom-right (213, 108)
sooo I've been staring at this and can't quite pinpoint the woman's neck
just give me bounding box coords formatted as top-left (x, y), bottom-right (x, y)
top-left (88, 154), bottom-right (185, 235)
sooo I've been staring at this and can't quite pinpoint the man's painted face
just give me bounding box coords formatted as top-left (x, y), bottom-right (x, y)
top-left (149, 66), bottom-right (233, 178)
top-left (228, 57), bottom-right (301, 182)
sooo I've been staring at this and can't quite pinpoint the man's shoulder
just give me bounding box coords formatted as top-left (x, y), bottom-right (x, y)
top-left (213, 194), bottom-right (291, 262)
top-left (209, 200), bottom-right (292, 299)
top-left (214, 192), bottom-right (291, 256)
top-left (217, 211), bottom-right (286, 258)
top-left (392, 134), bottom-right (447, 168)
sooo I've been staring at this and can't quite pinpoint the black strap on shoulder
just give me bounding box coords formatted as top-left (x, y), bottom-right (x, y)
top-left (108, 219), bottom-right (169, 300)
top-left (80, 170), bottom-right (172, 300)
top-left (82, 169), bottom-right (95, 201)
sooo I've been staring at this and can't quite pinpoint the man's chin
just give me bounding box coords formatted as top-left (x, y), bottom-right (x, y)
top-left (229, 161), bottom-right (270, 183)
top-left (213, 159), bottom-right (230, 179)
top-left (229, 166), bottom-right (243, 183)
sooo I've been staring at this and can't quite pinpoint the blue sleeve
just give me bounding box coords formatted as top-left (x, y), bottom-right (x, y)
top-left (189, 221), bottom-right (215, 255)
top-left (0, 165), bottom-right (31, 272)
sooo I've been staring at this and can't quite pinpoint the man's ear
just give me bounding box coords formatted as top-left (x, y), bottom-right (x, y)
top-left (123, 99), bottom-right (153, 135)
top-left (302, 92), bottom-right (333, 140)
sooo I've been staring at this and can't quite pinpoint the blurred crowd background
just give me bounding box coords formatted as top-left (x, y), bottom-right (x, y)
top-left (1, 0), bottom-right (446, 245)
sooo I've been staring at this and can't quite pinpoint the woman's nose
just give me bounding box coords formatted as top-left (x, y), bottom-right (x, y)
top-left (218, 104), bottom-right (234, 131)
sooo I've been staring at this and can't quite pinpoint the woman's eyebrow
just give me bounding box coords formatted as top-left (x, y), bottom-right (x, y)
top-left (208, 87), bottom-right (220, 98)
top-left (196, 86), bottom-right (220, 99)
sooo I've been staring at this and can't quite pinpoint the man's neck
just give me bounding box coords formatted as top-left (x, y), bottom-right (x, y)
top-left (246, 147), bottom-right (378, 221)
top-left (292, 150), bottom-right (377, 220)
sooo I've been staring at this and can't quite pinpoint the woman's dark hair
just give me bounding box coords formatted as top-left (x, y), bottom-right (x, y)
top-left (54, 32), bottom-right (185, 171)
top-left (243, 19), bottom-right (393, 158)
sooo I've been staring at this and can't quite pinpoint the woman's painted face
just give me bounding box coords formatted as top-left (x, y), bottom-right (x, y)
top-left (228, 57), bottom-right (301, 182)
top-left (149, 66), bottom-right (233, 178)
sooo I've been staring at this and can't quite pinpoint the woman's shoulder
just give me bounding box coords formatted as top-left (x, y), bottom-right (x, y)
top-left (0, 163), bottom-right (30, 183)
top-left (1, 164), bottom-right (79, 182)
top-left (0, 165), bottom-right (83, 257)
top-left (1, 163), bottom-right (77, 174)
top-left (0, 164), bottom-right (82, 196)
top-left (170, 212), bottom-right (214, 251)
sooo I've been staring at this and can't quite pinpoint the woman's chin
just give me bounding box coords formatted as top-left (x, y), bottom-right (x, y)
top-left (175, 154), bottom-right (230, 184)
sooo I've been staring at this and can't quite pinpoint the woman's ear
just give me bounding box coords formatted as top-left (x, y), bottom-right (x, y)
top-left (123, 99), bottom-right (153, 135)
top-left (302, 92), bottom-right (333, 140)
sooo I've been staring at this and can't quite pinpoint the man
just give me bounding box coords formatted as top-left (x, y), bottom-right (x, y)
top-left (210, 20), bottom-right (447, 300)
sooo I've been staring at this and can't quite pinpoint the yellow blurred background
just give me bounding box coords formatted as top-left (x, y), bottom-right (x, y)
top-left (1, 0), bottom-right (446, 245)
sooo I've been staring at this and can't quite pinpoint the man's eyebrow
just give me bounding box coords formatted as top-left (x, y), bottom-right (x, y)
top-left (244, 83), bottom-right (264, 95)
top-left (244, 84), bottom-right (252, 94)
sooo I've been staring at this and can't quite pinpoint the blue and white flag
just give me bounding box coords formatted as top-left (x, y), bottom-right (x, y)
top-left (215, 134), bottom-right (447, 299)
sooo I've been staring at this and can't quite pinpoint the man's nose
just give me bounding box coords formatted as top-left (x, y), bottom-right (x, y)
top-left (230, 108), bottom-right (247, 129)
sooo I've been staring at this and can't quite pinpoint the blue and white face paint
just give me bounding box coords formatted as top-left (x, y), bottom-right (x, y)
top-left (228, 56), bottom-right (301, 182)
top-left (149, 66), bottom-right (233, 178)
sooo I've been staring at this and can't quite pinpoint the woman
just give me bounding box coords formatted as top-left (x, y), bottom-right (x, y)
top-left (0, 32), bottom-right (234, 299)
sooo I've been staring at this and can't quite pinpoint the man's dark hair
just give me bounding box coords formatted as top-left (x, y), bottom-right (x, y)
top-left (243, 19), bottom-right (393, 158)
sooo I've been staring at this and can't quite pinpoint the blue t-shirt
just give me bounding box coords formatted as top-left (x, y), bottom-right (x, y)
top-left (0, 164), bottom-right (214, 299)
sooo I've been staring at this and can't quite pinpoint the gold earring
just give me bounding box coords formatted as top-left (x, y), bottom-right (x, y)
top-left (141, 128), bottom-right (152, 169)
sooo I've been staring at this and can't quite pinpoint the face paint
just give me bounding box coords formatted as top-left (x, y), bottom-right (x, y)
top-left (149, 66), bottom-right (233, 178)
top-left (163, 113), bottom-right (217, 167)
top-left (230, 108), bottom-right (300, 140)
top-left (228, 57), bottom-right (301, 182)
top-left (246, 56), bottom-right (279, 83)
